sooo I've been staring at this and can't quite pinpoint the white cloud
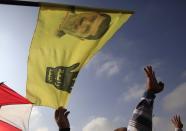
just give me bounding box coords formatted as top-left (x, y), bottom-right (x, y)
top-left (96, 60), bottom-right (121, 77)
top-left (83, 117), bottom-right (114, 131)
top-left (36, 127), bottom-right (49, 131)
top-left (95, 53), bottom-right (123, 77)
top-left (153, 116), bottom-right (172, 131)
top-left (119, 84), bottom-right (145, 102)
top-left (163, 82), bottom-right (186, 111)
top-left (87, 52), bottom-right (124, 77)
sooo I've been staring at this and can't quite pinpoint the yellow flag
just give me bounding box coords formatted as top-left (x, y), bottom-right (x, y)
top-left (26, 5), bottom-right (133, 109)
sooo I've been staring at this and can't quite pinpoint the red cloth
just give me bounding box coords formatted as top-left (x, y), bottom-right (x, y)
top-left (0, 83), bottom-right (31, 106)
top-left (0, 120), bottom-right (21, 131)
top-left (0, 83), bottom-right (32, 131)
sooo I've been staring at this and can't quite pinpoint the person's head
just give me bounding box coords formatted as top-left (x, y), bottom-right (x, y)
top-left (114, 127), bottom-right (127, 131)
top-left (58, 12), bottom-right (111, 40)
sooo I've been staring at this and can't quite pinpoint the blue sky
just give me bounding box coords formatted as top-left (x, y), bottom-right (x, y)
top-left (0, 0), bottom-right (186, 131)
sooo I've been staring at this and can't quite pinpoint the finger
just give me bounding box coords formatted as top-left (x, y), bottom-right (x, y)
top-left (175, 115), bottom-right (179, 123)
top-left (152, 71), bottom-right (158, 85)
top-left (159, 81), bottom-right (164, 86)
top-left (147, 65), bottom-right (153, 73)
top-left (178, 115), bottom-right (182, 124)
top-left (171, 118), bottom-right (173, 123)
top-left (177, 115), bottom-right (180, 124)
top-left (173, 116), bottom-right (177, 123)
top-left (55, 109), bottom-right (59, 120)
top-left (147, 66), bottom-right (154, 78)
top-left (152, 71), bottom-right (157, 81)
top-left (158, 82), bottom-right (164, 91)
top-left (174, 115), bottom-right (177, 121)
top-left (171, 118), bottom-right (175, 124)
top-left (64, 111), bottom-right (70, 117)
top-left (144, 68), bottom-right (150, 77)
top-left (58, 107), bottom-right (67, 117)
top-left (59, 107), bottom-right (67, 113)
top-left (173, 116), bottom-right (176, 122)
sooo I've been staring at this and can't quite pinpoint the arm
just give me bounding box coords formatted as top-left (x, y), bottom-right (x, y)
top-left (128, 66), bottom-right (164, 131)
top-left (59, 128), bottom-right (70, 131)
top-left (171, 115), bottom-right (183, 131)
top-left (55, 107), bottom-right (70, 131)
top-left (127, 91), bottom-right (155, 131)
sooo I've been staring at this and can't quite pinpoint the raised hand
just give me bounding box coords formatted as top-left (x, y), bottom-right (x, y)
top-left (171, 115), bottom-right (183, 129)
top-left (144, 65), bottom-right (164, 94)
top-left (55, 107), bottom-right (70, 129)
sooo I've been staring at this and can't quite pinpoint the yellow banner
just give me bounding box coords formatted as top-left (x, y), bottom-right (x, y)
top-left (26, 5), bottom-right (132, 109)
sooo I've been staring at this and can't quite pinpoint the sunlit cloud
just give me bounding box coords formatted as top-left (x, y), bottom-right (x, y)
top-left (96, 60), bottom-right (121, 77)
top-left (83, 117), bottom-right (114, 131)
top-left (153, 116), bottom-right (172, 131)
top-left (118, 83), bottom-right (145, 102)
top-left (163, 82), bottom-right (186, 111)
top-left (86, 52), bottom-right (124, 77)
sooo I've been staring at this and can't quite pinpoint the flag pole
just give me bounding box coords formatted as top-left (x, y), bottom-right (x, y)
top-left (0, 0), bottom-right (39, 7)
top-left (0, 0), bottom-right (134, 14)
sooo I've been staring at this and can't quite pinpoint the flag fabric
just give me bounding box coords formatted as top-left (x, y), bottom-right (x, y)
top-left (26, 5), bottom-right (133, 109)
top-left (0, 83), bottom-right (32, 131)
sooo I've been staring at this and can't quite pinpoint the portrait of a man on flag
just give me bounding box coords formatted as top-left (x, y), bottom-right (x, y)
top-left (57, 12), bottom-right (111, 40)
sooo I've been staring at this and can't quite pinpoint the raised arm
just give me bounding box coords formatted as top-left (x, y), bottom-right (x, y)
top-left (55, 107), bottom-right (70, 131)
top-left (127, 65), bottom-right (164, 131)
top-left (171, 115), bottom-right (183, 131)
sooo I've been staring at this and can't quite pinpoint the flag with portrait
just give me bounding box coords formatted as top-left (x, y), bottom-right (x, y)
top-left (26, 4), bottom-right (133, 109)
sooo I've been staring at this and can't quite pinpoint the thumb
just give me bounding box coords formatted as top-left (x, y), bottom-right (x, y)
top-left (64, 111), bottom-right (70, 117)
top-left (158, 81), bottom-right (164, 90)
top-left (158, 81), bottom-right (164, 87)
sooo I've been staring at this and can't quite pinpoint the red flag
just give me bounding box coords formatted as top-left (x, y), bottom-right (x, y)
top-left (0, 121), bottom-right (21, 131)
top-left (0, 83), bottom-right (32, 131)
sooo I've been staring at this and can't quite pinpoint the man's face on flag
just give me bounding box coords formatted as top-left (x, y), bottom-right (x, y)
top-left (58, 12), bottom-right (111, 39)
